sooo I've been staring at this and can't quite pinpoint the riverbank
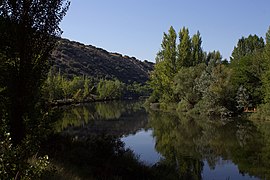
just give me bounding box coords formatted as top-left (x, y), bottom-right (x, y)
top-left (48, 95), bottom-right (149, 107)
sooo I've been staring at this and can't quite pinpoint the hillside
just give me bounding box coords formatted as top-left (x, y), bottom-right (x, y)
top-left (50, 38), bottom-right (154, 84)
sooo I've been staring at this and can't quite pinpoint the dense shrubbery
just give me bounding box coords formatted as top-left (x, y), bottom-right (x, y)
top-left (0, 116), bottom-right (51, 179)
top-left (42, 70), bottom-right (94, 102)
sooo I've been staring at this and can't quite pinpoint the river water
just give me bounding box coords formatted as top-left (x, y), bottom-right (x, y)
top-left (49, 100), bottom-right (270, 179)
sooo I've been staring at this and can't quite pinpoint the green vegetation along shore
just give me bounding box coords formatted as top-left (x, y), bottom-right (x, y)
top-left (146, 26), bottom-right (270, 121)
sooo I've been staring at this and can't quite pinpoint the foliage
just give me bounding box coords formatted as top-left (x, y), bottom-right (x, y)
top-left (149, 60), bottom-right (175, 102)
top-left (231, 35), bottom-right (265, 61)
top-left (0, 1), bottom-right (70, 178)
top-left (251, 27), bottom-right (270, 120)
top-left (42, 71), bottom-right (95, 102)
top-left (148, 26), bottom-right (270, 118)
top-left (149, 26), bottom-right (205, 104)
top-left (150, 26), bottom-right (178, 102)
top-left (205, 50), bottom-right (222, 65)
top-left (173, 64), bottom-right (205, 108)
top-left (125, 82), bottom-right (151, 98)
top-left (236, 85), bottom-right (250, 111)
top-left (191, 31), bottom-right (204, 65)
top-left (159, 26), bottom-right (177, 73)
top-left (0, 122), bottom-right (50, 179)
top-left (178, 27), bottom-right (192, 67)
top-left (0, 0), bottom-right (70, 144)
top-left (230, 53), bottom-right (265, 106)
top-left (97, 79), bottom-right (124, 100)
top-left (43, 71), bottom-right (150, 103)
top-left (42, 70), bottom-right (64, 101)
top-left (83, 77), bottom-right (90, 98)
top-left (227, 30), bottom-right (270, 120)
top-left (229, 34), bottom-right (266, 110)
top-left (250, 103), bottom-right (270, 121)
top-left (262, 27), bottom-right (270, 104)
top-left (198, 63), bottom-right (235, 116)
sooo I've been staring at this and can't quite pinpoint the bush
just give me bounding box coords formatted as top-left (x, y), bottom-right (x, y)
top-left (42, 71), bottom-right (94, 102)
top-left (97, 79), bottom-right (124, 100)
top-left (0, 132), bottom-right (50, 179)
top-left (250, 103), bottom-right (270, 121)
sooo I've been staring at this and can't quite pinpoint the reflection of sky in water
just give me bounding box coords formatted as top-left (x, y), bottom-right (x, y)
top-left (121, 129), bottom-right (260, 179)
top-left (203, 158), bottom-right (259, 180)
top-left (121, 129), bottom-right (162, 165)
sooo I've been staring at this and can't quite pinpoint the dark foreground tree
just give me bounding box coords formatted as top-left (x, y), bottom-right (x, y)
top-left (0, 0), bottom-right (70, 144)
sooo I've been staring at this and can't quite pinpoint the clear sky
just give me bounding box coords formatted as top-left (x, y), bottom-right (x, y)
top-left (60, 0), bottom-right (270, 62)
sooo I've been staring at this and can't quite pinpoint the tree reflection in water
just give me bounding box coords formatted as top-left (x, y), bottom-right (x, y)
top-left (148, 110), bottom-right (270, 179)
top-left (43, 101), bottom-right (270, 179)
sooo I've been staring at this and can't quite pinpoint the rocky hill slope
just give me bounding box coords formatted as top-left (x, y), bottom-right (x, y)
top-left (50, 38), bottom-right (154, 84)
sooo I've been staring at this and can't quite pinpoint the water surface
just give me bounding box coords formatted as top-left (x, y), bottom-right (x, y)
top-left (49, 101), bottom-right (270, 179)
top-left (121, 129), bottom-right (162, 165)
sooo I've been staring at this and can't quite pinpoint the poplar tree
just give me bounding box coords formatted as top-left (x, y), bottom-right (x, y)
top-left (150, 26), bottom-right (177, 102)
top-left (177, 27), bottom-right (192, 68)
top-left (161, 26), bottom-right (177, 77)
top-left (191, 31), bottom-right (204, 65)
top-left (206, 50), bottom-right (222, 65)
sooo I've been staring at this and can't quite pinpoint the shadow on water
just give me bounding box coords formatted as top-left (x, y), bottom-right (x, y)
top-left (42, 101), bottom-right (270, 179)
top-left (43, 134), bottom-right (153, 179)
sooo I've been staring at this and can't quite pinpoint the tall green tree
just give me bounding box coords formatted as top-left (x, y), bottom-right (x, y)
top-left (206, 51), bottom-right (222, 65)
top-left (149, 26), bottom-right (205, 104)
top-left (231, 35), bottom-right (265, 62)
top-left (191, 31), bottom-right (204, 65)
top-left (161, 26), bottom-right (177, 76)
top-left (177, 27), bottom-right (192, 68)
top-left (149, 26), bottom-right (177, 102)
top-left (0, 0), bottom-right (70, 144)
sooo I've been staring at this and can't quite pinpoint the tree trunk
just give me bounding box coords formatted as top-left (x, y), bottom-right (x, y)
top-left (10, 101), bottom-right (25, 145)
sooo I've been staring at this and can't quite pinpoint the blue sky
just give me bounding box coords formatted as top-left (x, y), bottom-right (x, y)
top-left (60, 0), bottom-right (270, 62)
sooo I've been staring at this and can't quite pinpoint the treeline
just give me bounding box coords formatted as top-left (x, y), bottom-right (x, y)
top-left (147, 26), bottom-right (270, 119)
top-left (42, 70), bottom-right (151, 104)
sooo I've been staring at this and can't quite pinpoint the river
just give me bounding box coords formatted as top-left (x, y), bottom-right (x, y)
top-left (45, 100), bottom-right (270, 179)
